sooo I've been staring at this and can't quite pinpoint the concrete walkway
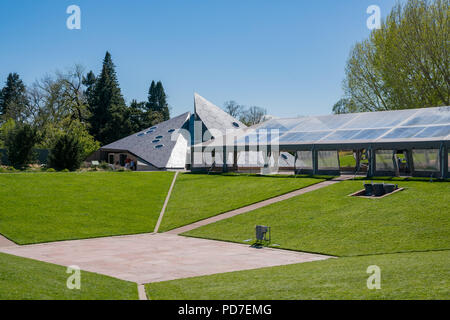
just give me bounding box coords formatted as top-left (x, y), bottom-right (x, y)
top-left (167, 176), bottom-right (352, 235)
top-left (0, 234), bottom-right (16, 248)
top-left (153, 171), bottom-right (179, 233)
top-left (0, 233), bottom-right (331, 284)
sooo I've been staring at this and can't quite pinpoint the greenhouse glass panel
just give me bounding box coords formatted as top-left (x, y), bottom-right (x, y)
top-left (412, 149), bottom-right (440, 171)
top-left (403, 107), bottom-right (450, 126)
top-left (318, 151), bottom-right (339, 170)
top-left (233, 106), bottom-right (449, 146)
top-left (215, 150), bottom-right (234, 165)
top-left (203, 150), bottom-right (214, 165)
top-left (291, 113), bottom-right (356, 131)
top-left (324, 130), bottom-right (361, 141)
top-left (382, 127), bottom-right (426, 139)
top-left (414, 125), bottom-right (450, 138)
top-left (342, 109), bottom-right (418, 129)
top-left (351, 129), bottom-right (388, 140)
top-left (279, 131), bottom-right (331, 143)
top-left (237, 151), bottom-right (264, 166)
top-left (375, 150), bottom-right (395, 171)
top-left (258, 118), bottom-right (305, 133)
top-left (296, 151), bottom-right (313, 169)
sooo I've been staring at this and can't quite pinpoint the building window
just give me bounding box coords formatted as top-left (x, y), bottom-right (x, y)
top-left (120, 154), bottom-right (127, 166)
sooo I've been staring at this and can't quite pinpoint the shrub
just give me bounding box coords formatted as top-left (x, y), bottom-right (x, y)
top-left (99, 162), bottom-right (111, 170)
top-left (46, 168), bottom-right (56, 172)
top-left (5, 124), bottom-right (38, 169)
top-left (61, 168), bottom-right (70, 172)
top-left (48, 133), bottom-right (83, 171)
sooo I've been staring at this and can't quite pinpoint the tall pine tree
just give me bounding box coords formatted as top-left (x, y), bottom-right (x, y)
top-left (146, 80), bottom-right (170, 121)
top-left (88, 52), bottom-right (131, 145)
top-left (0, 73), bottom-right (28, 123)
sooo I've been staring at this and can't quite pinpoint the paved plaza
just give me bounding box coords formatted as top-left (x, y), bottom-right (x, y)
top-left (0, 233), bottom-right (331, 284)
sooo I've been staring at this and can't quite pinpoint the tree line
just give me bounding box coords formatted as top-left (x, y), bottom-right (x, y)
top-left (223, 101), bottom-right (268, 126)
top-left (333, 0), bottom-right (448, 114)
top-left (0, 51), bottom-right (170, 170)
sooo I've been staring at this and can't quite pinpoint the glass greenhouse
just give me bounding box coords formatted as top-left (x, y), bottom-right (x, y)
top-left (195, 106), bottom-right (450, 178)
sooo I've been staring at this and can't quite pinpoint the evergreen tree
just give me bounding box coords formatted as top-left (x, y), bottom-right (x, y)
top-left (146, 81), bottom-right (158, 112)
top-left (128, 99), bottom-right (146, 132)
top-left (48, 133), bottom-right (83, 171)
top-left (0, 73), bottom-right (29, 123)
top-left (82, 70), bottom-right (97, 109)
top-left (88, 52), bottom-right (131, 144)
top-left (5, 123), bottom-right (38, 169)
top-left (146, 80), bottom-right (170, 121)
top-left (155, 81), bottom-right (170, 120)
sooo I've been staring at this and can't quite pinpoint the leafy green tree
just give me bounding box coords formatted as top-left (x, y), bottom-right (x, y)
top-left (64, 119), bottom-right (100, 160)
top-left (88, 52), bottom-right (132, 144)
top-left (0, 73), bottom-right (29, 123)
top-left (5, 124), bottom-right (38, 169)
top-left (27, 66), bottom-right (99, 158)
top-left (0, 119), bottom-right (15, 148)
top-left (48, 133), bottom-right (83, 171)
top-left (332, 98), bottom-right (357, 114)
top-left (338, 0), bottom-right (449, 112)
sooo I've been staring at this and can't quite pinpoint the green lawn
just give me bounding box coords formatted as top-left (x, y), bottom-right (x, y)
top-left (0, 172), bottom-right (174, 244)
top-left (339, 151), bottom-right (369, 168)
top-left (146, 250), bottom-right (450, 300)
top-left (158, 173), bottom-right (326, 232)
top-left (184, 180), bottom-right (450, 256)
top-left (0, 252), bottom-right (138, 300)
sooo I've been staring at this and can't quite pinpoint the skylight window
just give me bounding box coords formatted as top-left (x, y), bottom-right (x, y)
top-left (154, 144), bottom-right (164, 149)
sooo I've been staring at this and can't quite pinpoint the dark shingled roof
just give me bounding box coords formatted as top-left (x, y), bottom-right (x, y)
top-left (101, 112), bottom-right (191, 168)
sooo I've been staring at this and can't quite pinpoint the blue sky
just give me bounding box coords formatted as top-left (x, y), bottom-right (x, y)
top-left (0, 0), bottom-right (398, 117)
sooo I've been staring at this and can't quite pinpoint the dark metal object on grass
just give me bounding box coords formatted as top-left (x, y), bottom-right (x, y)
top-left (255, 225), bottom-right (271, 246)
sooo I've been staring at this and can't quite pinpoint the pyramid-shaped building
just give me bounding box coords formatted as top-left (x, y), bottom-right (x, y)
top-left (89, 93), bottom-right (294, 171)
